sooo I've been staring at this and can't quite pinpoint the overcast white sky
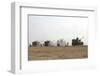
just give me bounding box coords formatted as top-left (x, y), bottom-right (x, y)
top-left (29, 15), bottom-right (88, 45)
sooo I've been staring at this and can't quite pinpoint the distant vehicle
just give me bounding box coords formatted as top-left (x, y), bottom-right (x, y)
top-left (72, 37), bottom-right (84, 46)
top-left (32, 41), bottom-right (40, 47)
top-left (44, 40), bottom-right (57, 47)
top-left (44, 40), bottom-right (50, 46)
top-left (57, 39), bottom-right (66, 47)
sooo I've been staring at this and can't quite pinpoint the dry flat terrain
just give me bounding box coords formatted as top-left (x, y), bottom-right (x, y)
top-left (28, 46), bottom-right (88, 60)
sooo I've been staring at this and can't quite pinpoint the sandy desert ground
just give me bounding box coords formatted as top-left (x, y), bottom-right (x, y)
top-left (28, 46), bottom-right (88, 61)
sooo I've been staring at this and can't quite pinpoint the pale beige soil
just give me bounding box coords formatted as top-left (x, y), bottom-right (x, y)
top-left (28, 46), bottom-right (88, 61)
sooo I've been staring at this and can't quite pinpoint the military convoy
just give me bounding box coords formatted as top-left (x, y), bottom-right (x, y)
top-left (29, 37), bottom-right (84, 47)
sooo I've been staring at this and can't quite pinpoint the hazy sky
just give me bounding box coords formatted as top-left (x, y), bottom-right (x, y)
top-left (29, 15), bottom-right (88, 45)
